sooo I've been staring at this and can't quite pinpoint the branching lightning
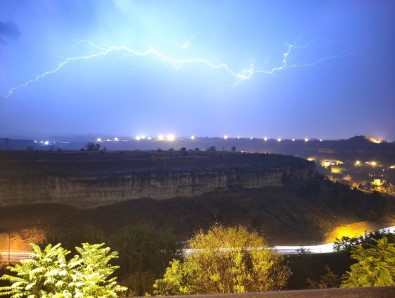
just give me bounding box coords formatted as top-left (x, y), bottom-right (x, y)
top-left (0, 40), bottom-right (343, 98)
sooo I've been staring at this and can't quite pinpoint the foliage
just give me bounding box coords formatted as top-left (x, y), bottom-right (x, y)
top-left (341, 237), bottom-right (395, 287)
top-left (154, 225), bottom-right (291, 295)
top-left (307, 265), bottom-right (340, 289)
top-left (0, 242), bottom-right (126, 297)
top-left (207, 146), bottom-right (216, 152)
top-left (85, 142), bottom-right (100, 151)
top-left (333, 231), bottom-right (395, 253)
top-left (43, 224), bottom-right (106, 254)
top-left (110, 224), bottom-right (181, 296)
top-left (285, 251), bottom-right (351, 290)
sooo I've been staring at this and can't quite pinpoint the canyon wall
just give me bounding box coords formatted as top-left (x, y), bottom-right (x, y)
top-left (0, 151), bottom-right (314, 208)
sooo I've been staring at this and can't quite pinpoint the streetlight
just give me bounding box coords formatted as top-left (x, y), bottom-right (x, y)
top-left (0, 230), bottom-right (11, 264)
top-left (8, 232), bottom-right (10, 264)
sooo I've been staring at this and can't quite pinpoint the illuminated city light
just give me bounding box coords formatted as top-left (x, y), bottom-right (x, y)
top-left (264, 137), bottom-right (268, 141)
top-left (157, 135), bottom-right (164, 141)
top-left (114, 137), bottom-right (119, 142)
top-left (304, 138), bottom-right (309, 142)
top-left (331, 167), bottom-right (343, 174)
top-left (326, 222), bottom-right (375, 243)
top-left (366, 136), bottom-right (382, 144)
top-left (292, 139), bottom-right (295, 142)
top-left (354, 160), bottom-right (361, 166)
top-left (135, 136), bottom-right (141, 141)
top-left (191, 135), bottom-right (195, 140)
top-left (321, 160), bottom-right (331, 168)
top-left (96, 138), bottom-right (102, 142)
top-left (44, 141), bottom-right (49, 145)
top-left (224, 135), bottom-right (229, 140)
top-left (319, 139), bottom-right (323, 142)
top-left (277, 138), bottom-right (282, 142)
top-left (372, 179), bottom-right (384, 187)
top-left (167, 134), bottom-right (176, 141)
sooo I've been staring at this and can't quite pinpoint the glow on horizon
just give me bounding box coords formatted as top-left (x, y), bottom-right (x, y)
top-left (167, 134), bottom-right (176, 141)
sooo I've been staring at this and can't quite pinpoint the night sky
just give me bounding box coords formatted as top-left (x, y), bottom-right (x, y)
top-left (1, 1), bottom-right (394, 140)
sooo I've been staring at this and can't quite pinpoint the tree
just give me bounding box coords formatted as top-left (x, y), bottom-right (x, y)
top-left (110, 224), bottom-right (181, 296)
top-left (341, 237), bottom-right (395, 287)
top-left (85, 142), bottom-right (100, 151)
top-left (0, 243), bottom-right (126, 297)
top-left (334, 231), bottom-right (395, 253)
top-left (307, 265), bottom-right (340, 289)
top-left (43, 224), bottom-right (105, 254)
top-left (207, 146), bottom-right (216, 152)
top-left (154, 225), bottom-right (291, 295)
top-left (180, 147), bottom-right (187, 156)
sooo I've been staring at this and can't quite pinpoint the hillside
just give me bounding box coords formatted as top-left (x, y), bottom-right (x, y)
top-left (0, 150), bottom-right (313, 208)
top-left (0, 150), bottom-right (394, 248)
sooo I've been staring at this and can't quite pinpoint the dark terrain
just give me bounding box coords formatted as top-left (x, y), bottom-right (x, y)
top-left (0, 149), bottom-right (394, 246)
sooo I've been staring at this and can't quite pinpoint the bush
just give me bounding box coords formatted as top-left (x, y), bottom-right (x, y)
top-left (154, 225), bottom-right (291, 295)
top-left (0, 243), bottom-right (126, 297)
top-left (110, 224), bottom-right (180, 296)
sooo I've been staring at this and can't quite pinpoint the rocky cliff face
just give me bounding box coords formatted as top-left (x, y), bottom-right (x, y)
top-left (0, 151), bottom-right (314, 208)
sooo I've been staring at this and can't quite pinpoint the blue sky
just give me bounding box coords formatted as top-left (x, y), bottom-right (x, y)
top-left (1, 0), bottom-right (394, 140)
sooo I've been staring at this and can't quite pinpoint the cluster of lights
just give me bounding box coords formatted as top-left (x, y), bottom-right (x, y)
top-left (157, 134), bottom-right (176, 141)
top-left (321, 159), bottom-right (343, 168)
top-left (91, 135), bottom-right (341, 143)
top-left (96, 137), bottom-right (125, 142)
top-left (365, 161), bottom-right (377, 167)
top-left (34, 140), bottom-right (51, 145)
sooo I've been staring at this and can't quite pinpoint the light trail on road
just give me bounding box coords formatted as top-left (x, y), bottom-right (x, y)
top-left (2, 226), bottom-right (394, 263)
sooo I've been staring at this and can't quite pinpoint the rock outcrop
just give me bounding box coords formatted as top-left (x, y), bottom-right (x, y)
top-left (0, 151), bottom-right (314, 208)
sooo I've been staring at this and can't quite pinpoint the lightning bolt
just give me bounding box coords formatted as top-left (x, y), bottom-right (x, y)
top-left (0, 40), bottom-right (344, 98)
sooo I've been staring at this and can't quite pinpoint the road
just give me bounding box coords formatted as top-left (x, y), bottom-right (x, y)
top-left (2, 226), bottom-right (394, 263)
top-left (0, 251), bottom-right (31, 264)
